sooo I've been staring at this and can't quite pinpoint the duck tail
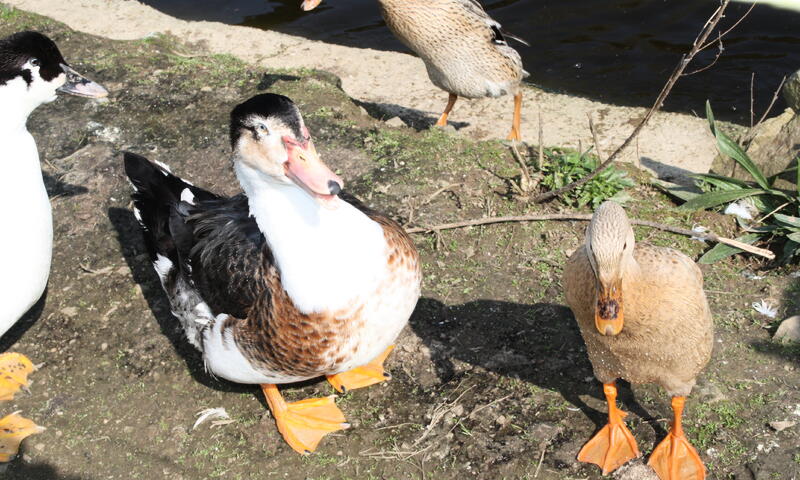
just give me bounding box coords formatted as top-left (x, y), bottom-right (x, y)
top-left (123, 152), bottom-right (215, 262)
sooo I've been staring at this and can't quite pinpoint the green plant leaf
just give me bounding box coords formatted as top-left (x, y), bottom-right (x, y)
top-left (698, 233), bottom-right (763, 264)
top-left (788, 232), bottom-right (800, 243)
top-left (679, 188), bottom-right (767, 211)
top-left (774, 213), bottom-right (800, 229)
top-left (692, 173), bottom-right (751, 189)
top-left (706, 101), bottom-right (770, 189)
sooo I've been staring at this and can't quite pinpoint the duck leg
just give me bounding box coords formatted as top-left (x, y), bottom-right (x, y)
top-left (435, 93), bottom-right (458, 127)
top-left (327, 345), bottom-right (394, 393)
top-left (506, 91), bottom-right (523, 141)
top-left (260, 383), bottom-right (349, 455)
top-left (578, 381), bottom-right (641, 474)
top-left (647, 396), bottom-right (706, 480)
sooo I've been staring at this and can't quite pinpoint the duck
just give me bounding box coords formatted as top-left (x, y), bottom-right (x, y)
top-left (0, 31), bottom-right (107, 344)
top-left (0, 30), bottom-right (105, 461)
top-left (563, 201), bottom-right (713, 480)
top-left (124, 93), bottom-right (421, 455)
top-left (301, 0), bottom-right (528, 140)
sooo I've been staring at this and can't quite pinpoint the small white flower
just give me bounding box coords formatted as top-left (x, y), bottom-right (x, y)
top-left (752, 300), bottom-right (777, 318)
top-left (724, 200), bottom-right (754, 220)
top-left (193, 407), bottom-right (232, 430)
top-left (790, 272), bottom-right (800, 278)
top-left (690, 225), bottom-right (708, 243)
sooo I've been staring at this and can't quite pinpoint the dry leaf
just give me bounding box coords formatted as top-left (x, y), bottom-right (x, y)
top-left (0, 353), bottom-right (34, 401)
top-left (0, 412), bottom-right (44, 462)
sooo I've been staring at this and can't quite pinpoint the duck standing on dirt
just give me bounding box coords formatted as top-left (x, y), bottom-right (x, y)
top-left (300, 0), bottom-right (528, 140)
top-left (563, 201), bottom-right (713, 479)
top-left (0, 30), bottom-right (107, 460)
top-left (124, 94), bottom-right (421, 454)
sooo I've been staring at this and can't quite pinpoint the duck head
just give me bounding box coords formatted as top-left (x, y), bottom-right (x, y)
top-left (230, 94), bottom-right (343, 208)
top-left (585, 201), bottom-right (636, 336)
top-left (0, 31), bottom-right (108, 121)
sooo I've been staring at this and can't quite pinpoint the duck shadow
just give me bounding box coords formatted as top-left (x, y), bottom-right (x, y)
top-left (1, 460), bottom-right (89, 480)
top-left (107, 207), bottom-right (251, 395)
top-left (408, 297), bottom-right (665, 436)
top-left (354, 99), bottom-right (470, 132)
top-left (43, 172), bottom-right (89, 200)
top-left (0, 291), bottom-right (47, 353)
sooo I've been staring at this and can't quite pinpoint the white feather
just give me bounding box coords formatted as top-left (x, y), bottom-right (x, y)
top-left (153, 254), bottom-right (173, 282)
top-left (192, 407), bottom-right (231, 430)
top-left (153, 160), bottom-right (172, 174)
top-left (234, 162), bottom-right (388, 315)
top-left (180, 188), bottom-right (195, 205)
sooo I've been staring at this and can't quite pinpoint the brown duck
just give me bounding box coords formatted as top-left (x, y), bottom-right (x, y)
top-left (300, 0), bottom-right (529, 140)
top-left (563, 201), bottom-right (713, 479)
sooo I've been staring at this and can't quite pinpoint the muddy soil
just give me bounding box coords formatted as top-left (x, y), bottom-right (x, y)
top-left (1, 7), bottom-right (799, 480)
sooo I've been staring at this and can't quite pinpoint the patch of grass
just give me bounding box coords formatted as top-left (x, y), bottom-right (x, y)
top-left (540, 147), bottom-right (635, 208)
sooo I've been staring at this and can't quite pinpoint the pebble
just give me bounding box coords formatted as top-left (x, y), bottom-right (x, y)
top-left (384, 116), bottom-right (405, 127)
top-left (773, 316), bottom-right (800, 343)
top-left (769, 420), bottom-right (796, 432)
top-left (101, 343), bottom-right (108, 351)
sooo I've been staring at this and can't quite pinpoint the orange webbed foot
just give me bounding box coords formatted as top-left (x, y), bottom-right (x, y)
top-left (0, 412), bottom-right (45, 462)
top-left (647, 396), bottom-right (705, 480)
top-left (327, 345), bottom-right (394, 394)
top-left (261, 385), bottom-right (349, 455)
top-left (578, 408), bottom-right (640, 474)
top-left (0, 353), bottom-right (35, 401)
top-left (579, 382), bottom-right (641, 474)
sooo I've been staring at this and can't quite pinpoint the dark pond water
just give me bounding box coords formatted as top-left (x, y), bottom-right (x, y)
top-left (144, 0), bottom-right (799, 123)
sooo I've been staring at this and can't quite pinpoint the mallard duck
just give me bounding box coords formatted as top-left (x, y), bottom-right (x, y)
top-left (124, 94), bottom-right (421, 454)
top-left (301, 0), bottom-right (528, 140)
top-left (0, 31), bottom-right (107, 339)
top-left (563, 201), bottom-right (713, 479)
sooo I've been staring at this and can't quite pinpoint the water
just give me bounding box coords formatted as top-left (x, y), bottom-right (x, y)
top-left (144, 0), bottom-right (800, 123)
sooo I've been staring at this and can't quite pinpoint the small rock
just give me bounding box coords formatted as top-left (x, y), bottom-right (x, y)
top-left (100, 343), bottom-right (108, 351)
top-left (384, 116), bottom-right (405, 128)
top-left (695, 380), bottom-right (728, 404)
top-left (614, 461), bottom-right (659, 480)
top-left (34, 443), bottom-right (44, 451)
top-left (773, 316), bottom-right (800, 343)
top-left (768, 420), bottom-right (796, 432)
top-left (60, 307), bottom-right (78, 318)
top-left (784, 69), bottom-right (800, 112)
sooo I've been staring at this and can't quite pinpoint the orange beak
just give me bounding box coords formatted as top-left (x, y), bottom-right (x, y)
top-left (283, 136), bottom-right (343, 208)
top-left (594, 279), bottom-right (623, 336)
top-left (301, 0), bottom-right (322, 11)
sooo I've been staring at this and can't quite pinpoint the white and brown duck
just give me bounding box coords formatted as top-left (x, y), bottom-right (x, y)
top-left (564, 201), bottom-right (713, 480)
top-left (124, 93), bottom-right (421, 454)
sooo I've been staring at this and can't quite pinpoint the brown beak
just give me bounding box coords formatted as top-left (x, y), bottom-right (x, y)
top-left (594, 278), bottom-right (623, 336)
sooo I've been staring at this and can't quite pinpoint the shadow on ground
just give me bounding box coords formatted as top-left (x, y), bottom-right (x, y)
top-left (408, 297), bottom-right (664, 437)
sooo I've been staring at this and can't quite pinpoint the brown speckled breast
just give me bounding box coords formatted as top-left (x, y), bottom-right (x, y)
top-left (231, 208), bottom-right (421, 379)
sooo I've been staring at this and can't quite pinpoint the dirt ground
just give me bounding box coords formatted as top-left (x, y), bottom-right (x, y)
top-left (1, 7), bottom-right (799, 480)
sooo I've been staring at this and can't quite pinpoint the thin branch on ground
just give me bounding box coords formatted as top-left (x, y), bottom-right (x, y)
top-left (510, 142), bottom-right (535, 192)
top-left (587, 113), bottom-right (604, 160)
top-left (741, 75), bottom-right (788, 145)
top-left (406, 214), bottom-right (775, 259)
top-left (537, 110), bottom-right (544, 171)
top-left (530, 0), bottom-right (742, 204)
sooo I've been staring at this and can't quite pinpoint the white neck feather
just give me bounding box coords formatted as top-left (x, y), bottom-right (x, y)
top-left (234, 162), bottom-right (389, 315)
top-left (0, 76), bottom-right (55, 132)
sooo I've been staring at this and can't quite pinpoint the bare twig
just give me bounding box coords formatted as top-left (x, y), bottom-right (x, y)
top-left (530, 0), bottom-right (740, 204)
top-left (742, 75), bottom-right (788, 145)
top-left (587, 113), bottom-right (604, 160)
top-left (406, 214), bottom-right (775, 259)
top-left (750, 72), bottom-right (756, 129)
top-left (537, 110), bottom-right (544, 171)
top-left (510, 142), bottom-right (534, 192)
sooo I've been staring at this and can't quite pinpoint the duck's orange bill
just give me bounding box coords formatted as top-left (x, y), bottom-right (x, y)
top-left (283, 137), bottom-right (343, 207)
top-left (595, 280), bottom-right (623, 336)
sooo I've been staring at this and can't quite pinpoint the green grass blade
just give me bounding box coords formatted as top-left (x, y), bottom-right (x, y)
top-left (679, 188), bottom-right (766, 211)
top-left (698, 233), bottom-right (763, 264)
top-left (774, 213), bottom-right (800, 229)
top-left (706, 102), bottom-right (770, 189)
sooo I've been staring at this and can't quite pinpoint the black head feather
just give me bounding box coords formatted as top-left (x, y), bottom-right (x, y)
top-left (229, 94), bottom-right (304, 148)
top-left (0, 31), bottom-right (67, 87)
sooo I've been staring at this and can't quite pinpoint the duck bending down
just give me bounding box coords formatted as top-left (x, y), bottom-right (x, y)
top-left (124, 94), bottom-right (421, 454)
top-left (301, 0), bottom-right (528, 140)
top-left (563, 201), bottom-right (713, 480)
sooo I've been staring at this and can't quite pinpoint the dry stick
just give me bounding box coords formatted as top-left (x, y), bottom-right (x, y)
top-left (587, 113), bottom-right (604, 160)
top-left (406, 214), bottom-right (775, 259)
top-left (537, 110), bottom-right (544, 171)
top-left (529, 0), bottom-right (738, 204)
top-left (742, 75), bottom-right (788, 145)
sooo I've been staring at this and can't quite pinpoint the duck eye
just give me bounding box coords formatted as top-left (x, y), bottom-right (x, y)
top-left (30, 58), bottom-right (40, 67)
top-left (257, 124), bottom-right (269, 134)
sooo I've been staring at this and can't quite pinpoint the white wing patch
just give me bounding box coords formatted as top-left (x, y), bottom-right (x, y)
top-left (180, 188), bottom-right (195, 205)
top-left (153, 254), bottom-right (174, 282)
top-left (153, 160), bottom-right (172, 175)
